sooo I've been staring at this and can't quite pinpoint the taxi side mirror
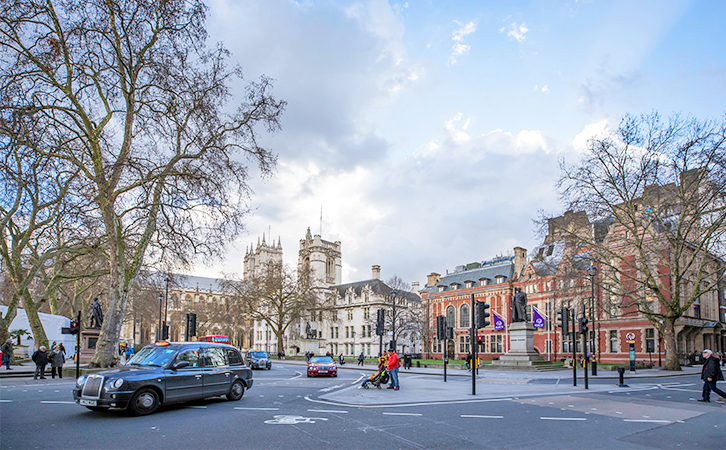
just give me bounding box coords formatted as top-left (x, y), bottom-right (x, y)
top-left (171, 360), bottom-right (190, 370)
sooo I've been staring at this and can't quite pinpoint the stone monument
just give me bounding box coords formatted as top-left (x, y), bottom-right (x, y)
top-left (80, 297), bottom-right (103, 364)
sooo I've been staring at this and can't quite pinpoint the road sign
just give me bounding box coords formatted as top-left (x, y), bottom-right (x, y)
top-left (626, 332), bottom-right (635, 340)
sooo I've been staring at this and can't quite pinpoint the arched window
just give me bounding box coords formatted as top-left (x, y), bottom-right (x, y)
top-left (446, 305), bottom-right (456, 328)
top-left (171, 295), bottom-right (179, 309)
top-left (460, 304), bottom-right (470, 328)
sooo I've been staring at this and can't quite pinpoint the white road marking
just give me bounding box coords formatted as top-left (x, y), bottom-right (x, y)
top-left (461, 415), bottom-right (503, 419)
top-left (540, 417), bottom-right (586, 421)
top-left (352, 375), bottom-right (366, 385)
top-left (189, 406), bottom-right (207, 409)
top-left (40, 401), bottom-right (75, 404)
top-left (304, 395), bottom-right (513, 409)
top-left (0, 399), bottom-right (12, 403)
top-left (624, 419), bottom-right (671, 423)
top-left (289, 371), bottom-right (302, 380)
top-left (234, 407), bottom-right (280, 411)
top-left (383, 412), bottom-right (422, 416)
top-left (307, 409), bottom-right (348, 414)
top-left (319, 384), bottom-right (345, 392)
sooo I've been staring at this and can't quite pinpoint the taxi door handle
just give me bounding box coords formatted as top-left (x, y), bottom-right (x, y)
top-left (195, 375), bottom-right (202, 379)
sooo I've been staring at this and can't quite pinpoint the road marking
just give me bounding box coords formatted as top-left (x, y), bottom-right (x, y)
top-left (289, 372), bottom-right (302, 380)
top-left (40, 401), bottom-right (75, 404)
top-left (352, 375), bottom-right (366, 385)
top-left (308, 409), bottom-right (348, 414)
top-left (540, 417), bottom-right (586, 421)
top-left (234, 407), bottom-right (279, 411)
top-left (304, 396), bottom-right (513, 409)
top-left (383, 412), bottom-right (422, 416)
top-left (461, 415), bottom-right (503, 419)
top-left (0, 400), bottom-right (12, 403)
top-left (624, 419), bottom-right (671, 423)
top-left (189, 406), bottom-right (207, 409)
top-left (319, 384), bottom-right (345, 392)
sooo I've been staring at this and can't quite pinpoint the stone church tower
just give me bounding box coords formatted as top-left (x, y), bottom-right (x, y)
top-left (298, 227), bottom-right (342, 287)
top-left (243, 234), bottom-right (283, 280)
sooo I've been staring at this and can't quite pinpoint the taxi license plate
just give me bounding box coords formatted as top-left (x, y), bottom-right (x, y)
top-left (80, 399), bottom-right (97, 407)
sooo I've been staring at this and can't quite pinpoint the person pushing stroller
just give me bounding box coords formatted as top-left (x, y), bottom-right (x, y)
top-left (361, 351), bottom-right (390, 389)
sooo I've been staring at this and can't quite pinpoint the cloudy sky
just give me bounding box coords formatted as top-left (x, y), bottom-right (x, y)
top-left (194, 0), bottom-right (726, 287)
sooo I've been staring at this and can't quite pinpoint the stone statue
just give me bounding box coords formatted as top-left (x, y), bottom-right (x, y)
top-left (305, 322), bottom-right (312, 339)
top-left (512, 287), bottom-right (527, 323)
top-left (89, 297), bottom-right (104, 328)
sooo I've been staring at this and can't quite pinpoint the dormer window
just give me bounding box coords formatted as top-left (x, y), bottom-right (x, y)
top-left (465, 281), bottom-right (474, 289)
top-left (451, 283), bottom-right (460, 291)
top-left (495, 276), bottom-right (506, 284)
top-left (439, 286), bottom-right (446, 292)
top-left (479, 278), bottom-right (490, 286)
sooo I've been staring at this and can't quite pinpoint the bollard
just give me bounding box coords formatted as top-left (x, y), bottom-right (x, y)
top-left (416, 361), bottom-right (420, 368)
top-left (617, 366), bottom-right (629, 387)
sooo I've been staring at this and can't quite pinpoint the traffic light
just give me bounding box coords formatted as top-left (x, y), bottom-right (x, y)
top-left (162, 322), bottom-right (169, 340)
top-left (376, 309), bottom-right (385, 336)
top-left (579, 316), bottom-right (589, 335)
top-left (476, 335), bottom-right (483, 346)
top-left (446, 326), bottom-right (454, 340)
top-left (69, 320), bottom-right (80, 335)
top-left (436, 315), bottom-right (446, 340)
top-left (475, 302), bottom-right (490, 328)
top-left (187, 313), bottom-right (197, 337)
top-left (556, 308), bottom-right (569, 335)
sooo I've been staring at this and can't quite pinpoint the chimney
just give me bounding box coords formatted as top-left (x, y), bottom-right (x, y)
top-left (426, 272), bottom-right (441, 287)
top-left (412, 281), bottom-right (420, 292)
top-left (372, 265), bottom-right (381, 280)
top-left (514, 247), bottom-right (527, 279)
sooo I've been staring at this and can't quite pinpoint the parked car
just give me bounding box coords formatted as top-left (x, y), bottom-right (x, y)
top-left (307, 356), bottom-right (337, 377)
top-left (73, 341), bottom-right (253, 415)
top-left (245, 350), bottom-right (271, 370)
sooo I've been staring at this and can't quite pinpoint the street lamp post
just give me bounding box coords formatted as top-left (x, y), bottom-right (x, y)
top-left (163, 276), bottom-right (170, 340)
top-left (587, 264), bottom-right (598, 376)
top-left (157, 293), bottom-right (163, 342)
top-left (265, 317), bottom-right (270, 354)
top-left (390, 290), bottom-right (397, 352)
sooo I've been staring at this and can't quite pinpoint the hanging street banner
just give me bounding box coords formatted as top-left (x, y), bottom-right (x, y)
top-left (492, 311), bottom-right (506, 330)
top-left (532, 306), bottom-right (547, 328)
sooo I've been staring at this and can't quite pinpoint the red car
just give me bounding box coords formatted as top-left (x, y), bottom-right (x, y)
top-left (307, 356), bottom-right (338, 377)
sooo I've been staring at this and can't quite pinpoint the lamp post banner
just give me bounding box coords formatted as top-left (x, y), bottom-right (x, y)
top-left (492, 311), bottom-right (506, 330)
top-left (532, 306), bottom-right (546, 328)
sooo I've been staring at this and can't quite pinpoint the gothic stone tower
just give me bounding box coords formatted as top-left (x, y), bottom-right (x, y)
top-left (243, 234), bottom-right (283, 280)
top-left (298, 227), bottom-right (342, 287)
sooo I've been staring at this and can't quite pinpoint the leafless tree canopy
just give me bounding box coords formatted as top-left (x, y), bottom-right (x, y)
top-left (0, 0), bottom-right (285, 366)
top-left (554, 112), bottom-right (726, 369)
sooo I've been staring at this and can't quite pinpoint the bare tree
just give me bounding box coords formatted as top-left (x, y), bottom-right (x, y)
top-left (225, 262), bottom-right (326, 355)
top-left (555, 113), bottom-right (726, 370)
top-left (0, 1), bottom-right (285, 366)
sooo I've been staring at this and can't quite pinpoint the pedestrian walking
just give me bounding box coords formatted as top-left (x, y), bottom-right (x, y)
top-left (124, 344), bottom-right (134, 363)
top-left (465, 352), bottom-right (473, 371)
top-left (32, 346), bottom-right (49, 380)
top-left (2, 338), bottom-right (13, 370)
top-left (338, 353), bottom-right (346, 365)
top-left (386, 349), bottom-right (400, 390)
top-left (404, 352), bottom-right (412, 370)
top-left (698, 349), bottom-right (726, 403)
top-left (59, 343), bottom-right (67, 360)
top-left (358, 352), bottom-right (365, 366)
top-left (49, 345), bottom-right (64, 378)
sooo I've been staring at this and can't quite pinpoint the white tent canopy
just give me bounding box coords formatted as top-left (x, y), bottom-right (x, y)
top-left (0, 306), bottom-right (76, 357)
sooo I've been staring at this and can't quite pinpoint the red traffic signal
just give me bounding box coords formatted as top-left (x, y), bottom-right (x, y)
top-left (69, 320), bottom-right (80, 335)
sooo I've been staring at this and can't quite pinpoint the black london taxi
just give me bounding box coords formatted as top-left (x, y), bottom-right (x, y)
top-left (73, 341), bottom-right (253, 415)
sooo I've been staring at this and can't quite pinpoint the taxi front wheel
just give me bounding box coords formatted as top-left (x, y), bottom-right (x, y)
top-left (128, 388), bottom-right (160, 416)
top-left (226, 380), bottom-right (245, 401)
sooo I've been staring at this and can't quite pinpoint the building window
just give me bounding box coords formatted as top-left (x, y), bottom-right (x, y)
top-left (489, 335), bottom-right (502, 353)
top-left (363, 307), bottom-right (370, 319)
top-left (645, 329), bottom-right (655, 353)
top-left (345, 327), bottom-right (349, 338)
top-left (367, 325), bottom-right (372, 337)
top-left (335, 327), bottom-right (339, 338)
top-left (347, 309), bottom-right (353, 321)
top-left (610, 330), bottom-right (618, 352)
top-left (439, 286), bottom-right (446, 292)
top-left (480, 279), bottom-right (489, 286)
top-left (465, 281), bottom-right (473, 288)
top-left (367, 343), bottom-right (371, 355)
top-left (526, 305), bottom-right (532, 322)
top-left (460, 304), bottom-right (470, 328)
top-left (446, 305), bottom-right (456, 328)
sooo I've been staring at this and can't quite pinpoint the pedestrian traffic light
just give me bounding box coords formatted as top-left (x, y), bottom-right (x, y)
top-left (476, 335), bottom-right (483, 345)
top-left (69, 320), bottom-right (80, 335)
top-left (475, 302), bottom-right (490, 328)
top-left (579, 316), bottom-right (589, 335)
top-left (376, 309), bottom-right (385, 336)
top-left (446, 326), bottom-right (454, 340)
top-left (436, 315), bottom-right (446, 340)
top-left (557, 308), bottom-right (569, 335)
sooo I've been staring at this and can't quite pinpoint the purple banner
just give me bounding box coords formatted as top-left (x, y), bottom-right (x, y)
top-left (533, 307), bottom-right (545, 328)
top-left (493, 311), bottom-right (506, 330)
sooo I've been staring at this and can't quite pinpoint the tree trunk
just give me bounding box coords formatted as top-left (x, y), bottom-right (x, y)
top-left (0, 295), bottom-right (20, 343)
top-left (662, 317), bottom-right (681, 371)
top-left (22, 291), bottom-right (49, 350)
top-left (277, 333), bottom-right (284, 356)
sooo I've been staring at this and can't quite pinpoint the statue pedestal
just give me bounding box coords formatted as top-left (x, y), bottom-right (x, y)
top-left (80, 328), bottom-right (101, 364)
top-left (491, 322), bottom-right (557, 371)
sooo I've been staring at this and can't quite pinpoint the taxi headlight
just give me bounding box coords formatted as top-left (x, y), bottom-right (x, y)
top-left (111, 378), bottom-right (124, 389)
top-left (76, 375), bottom-right (87, 387)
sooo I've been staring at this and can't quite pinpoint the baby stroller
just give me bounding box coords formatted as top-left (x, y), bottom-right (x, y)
top-left (361, 365), bottom-right (389, 389)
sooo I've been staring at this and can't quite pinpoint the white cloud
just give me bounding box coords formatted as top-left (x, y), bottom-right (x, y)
top-left (445, 113), bottom-right (472, 144)
top-left (449, 20), bottom-right (477, 64)
top-left (572, 119), bottom-right (610, 152)
top-left (506, 22), bottom-right (529, 42)
top-left (541, 85), bottom-right (550, 94)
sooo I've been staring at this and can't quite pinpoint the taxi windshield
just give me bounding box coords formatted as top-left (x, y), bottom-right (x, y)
top-left (128, 346), bottom-right (178, 367)
top-left (250, 351), bottom-right (268, 358)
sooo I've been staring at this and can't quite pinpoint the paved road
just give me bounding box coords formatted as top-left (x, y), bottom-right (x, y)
top-left (1, 363), bottom-right (724, 449)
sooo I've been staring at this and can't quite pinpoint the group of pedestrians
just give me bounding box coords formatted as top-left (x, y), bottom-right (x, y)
top-left (31, 342), bottom-right (66, 379)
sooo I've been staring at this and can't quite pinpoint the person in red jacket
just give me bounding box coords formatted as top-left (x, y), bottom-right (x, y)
top-left (387, 349), bottom-right (400, 390)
